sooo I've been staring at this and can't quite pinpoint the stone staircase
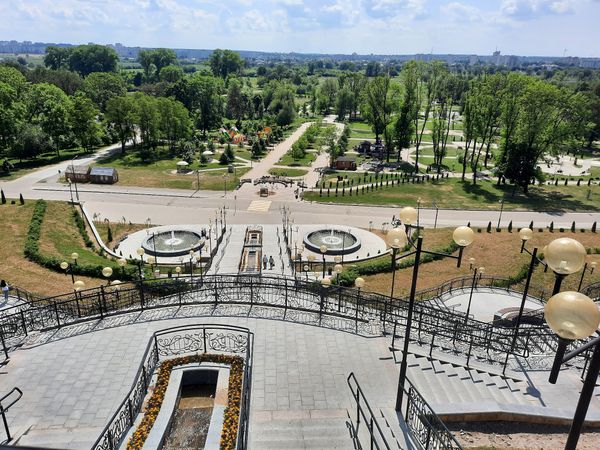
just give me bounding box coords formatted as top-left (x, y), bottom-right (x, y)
top-left (13, 425), bottom-right (101, 449)
top-left (249, 411), bottom-right (355, 449)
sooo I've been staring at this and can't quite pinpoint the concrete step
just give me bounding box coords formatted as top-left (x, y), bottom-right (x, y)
top-left (14, 426), bottom-right (101, 449)
top-left (250, 415), bottom-right (355, 450)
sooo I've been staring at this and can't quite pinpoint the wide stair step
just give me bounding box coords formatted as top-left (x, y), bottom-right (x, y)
top-left (250, 412), bottom-right (355, 450)
top-left (13, 426), bottom-right (101, 449)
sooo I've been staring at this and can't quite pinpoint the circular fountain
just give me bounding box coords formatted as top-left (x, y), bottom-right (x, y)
top-left (303, 228), bottom-right (361, 255)
top-left (142, 230), bottom-right (205, 257)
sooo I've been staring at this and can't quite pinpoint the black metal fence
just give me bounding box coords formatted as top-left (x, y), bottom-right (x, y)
top-left (402, 377), bottom-right (463, 450)
top-left (0, 274), bottom-right (555, 366)
top-left (347, 373), bottom-right (391, 450)
top-left (91, 324), bottom-right (253, 450)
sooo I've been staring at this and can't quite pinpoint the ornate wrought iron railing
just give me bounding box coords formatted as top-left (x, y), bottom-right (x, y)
top-left (90, 324), bottom-right (253, 450)
top-left (347, 373), bottom-right (391, 450)
top-left (0, 275), bottom-right (554, 366)
top-left (402, 377), bottom-right (463, 450)
top-left (582, 281), bottom-right (600, 301)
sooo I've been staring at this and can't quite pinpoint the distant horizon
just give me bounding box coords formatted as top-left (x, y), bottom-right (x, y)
top-left (1, 0), bottom-right (599, 59)
top-left (2, 38), bottom-right (599, 61)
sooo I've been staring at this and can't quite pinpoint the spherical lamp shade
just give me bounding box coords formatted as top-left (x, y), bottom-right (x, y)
top-left (478, 267), bottom-right (485, 275)
top-left (118, 258), bottom-right (127, 267)
top-left (136, 248), bottom-right (145, 256)
top-left (334, 256), bottom-right (342, 263)
top-left (321, 277), bottom-right (332, 287)
top-left (545, 291), bottom-right (600, 340)
top-left (468, 257), bottom-right (476, 266)
top-left (591, 262), bottom-right (598, 270)
top-left (73, 280), bottom-right (85, 291)
top-left (334, 264), bottom-right (343, 274)
top-left (399, 207), bottom-right (418, 225)
top-left (355, 277), bottom-right (365, 289)
top-left (303, 265), bottom-right (309, 271)
top-left (386, 228), bottom-right (408, 248)
top-left (319, 244), bottom-right (328, 254)
top-left (102, 267), bottom-right (113, 278)
top-left (518, 228), bottom-right (533, 241)
top-left (111, 280), bottom-right (121, 290)
top-left (60, 261), bottom-right (69, 270)
top-left (147, 256), bottom-right (156, 265)
top-left (307, 254), bottom-right (315, 262)
top-left (71, 252), bottom-right (79, 261)
top-left (175, 266), bottom-right (181, 273)
top-left (453, 226), bottom-right (474, 247)
top-left (545, 238), bottom-right (587, 275)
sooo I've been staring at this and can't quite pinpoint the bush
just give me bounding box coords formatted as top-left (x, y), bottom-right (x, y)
top-left (23, 200), bottom-right (138, 281)
top-left (19, 193), bottom-right (24, 205)
top-left (219, 152), bottom-right (230, 165)
top-left (72, 209), bottom-right (94, 248)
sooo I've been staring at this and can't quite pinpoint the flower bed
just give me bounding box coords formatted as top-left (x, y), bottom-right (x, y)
top-left (127, 354), bottom-right (244, 450)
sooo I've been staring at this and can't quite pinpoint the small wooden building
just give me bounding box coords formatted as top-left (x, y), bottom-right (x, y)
top-left (90, 167), bottom-right (119, 184)
top-left (65, 165), bottom-right (90, 183)
top-left (334, 156), bottom-right (357, 171)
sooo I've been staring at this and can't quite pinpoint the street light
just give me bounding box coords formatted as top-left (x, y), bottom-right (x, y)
top-left (394, 209), bottom-right (473, 412)
top-left (73, 280), bottom-right (85, 291)
top-left (544, 291), bottom-right (600, 450)
top-left (320, 244), bottom-right (328, 278)
top-left (136, 247), bottom-right (145, 279)
top-left (578, 261), bottom-right (597, 291)
top-left (303, 264), bottom-right (309, 281)
top-left (307, 254), bottom-right (315, 272)
top-left (386, 227), bottom-right (408, 299)
top-left (102, 266), bottom-right (113, 285)
top-left (189, 250), bottom-right (195, 275)
top-left (175, 266), bottom-right (181, 277)
top-left (544, 237), bottom-right (587, 294)
top-left (464, 266), bottom-right (485, 324)
top-left (71, 252), bottom-right (79, 265)
top-left (118, 258), bottom-right (127, 278)
top-left (60, 260), bottom-right (75, 283)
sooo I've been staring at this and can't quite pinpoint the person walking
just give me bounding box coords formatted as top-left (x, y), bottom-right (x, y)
top-left (262, 254), bottom-right (268, 270)
top-left (269, 255), bottom-right (275, 270)
top-left (1, 280), bottom-right (9, 304)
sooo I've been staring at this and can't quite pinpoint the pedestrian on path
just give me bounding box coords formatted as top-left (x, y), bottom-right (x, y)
top-left (269, 256), bottom-right (275, 270)
top-left (262, 254), bottom-right (268, 270)
top-left (1, 280), bottom-right (9, 304)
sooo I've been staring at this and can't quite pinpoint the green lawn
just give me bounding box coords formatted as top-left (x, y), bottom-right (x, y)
top-left (92, 146), bottom-right (250, 190)
top-left (305, 177), bottom-right (600, 212)
top-left (0, 146), bottom-right (100, 180)
top-left (278, 151), bottom-right (317, 167)
top-left (268, 168), bottom-right (309, 177)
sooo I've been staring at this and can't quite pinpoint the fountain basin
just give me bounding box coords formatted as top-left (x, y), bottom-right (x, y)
top-left (142, 230), bottom-right (205, 257)
top-left (303, 229), bottom-right (361, 255)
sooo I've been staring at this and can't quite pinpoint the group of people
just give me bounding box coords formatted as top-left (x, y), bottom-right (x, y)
top-left (262, 254), bottom-right (276, 270)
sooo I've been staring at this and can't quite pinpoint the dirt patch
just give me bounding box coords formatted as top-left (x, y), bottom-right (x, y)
top-left (447, 421), bottom-right (600, 449)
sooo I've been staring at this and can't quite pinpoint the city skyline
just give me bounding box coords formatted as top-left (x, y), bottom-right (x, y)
top-left (0, 0), bottom-right (599, 58)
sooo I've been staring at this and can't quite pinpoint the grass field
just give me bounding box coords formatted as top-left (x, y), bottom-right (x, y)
top-left (92, 147), bottom-right (250, 190)
top-left (0, 201), bottom-right (110, 296)
top-left (305, 178), bottom-right (600, 212)
top-left (278, 151), bottom-right (317, 167)
top-left (268, 168), bottom-right (309, 177)
top-left (358, 228), bottom-right (600, 298)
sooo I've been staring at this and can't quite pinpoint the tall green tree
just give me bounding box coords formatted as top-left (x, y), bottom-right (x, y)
top-left (362, 75), bottom-right (396, 159)
top-left (82, 72), bottom-right (126, 111)
top-left (156, 97), bottom-right (191, 150)
top-left (105, 96), bottom-right (137, 153)
top-left (70, 92), bottom-right (101, 152)
top-left (209, 49), bottom-right (244, 79)
top-left (44, 46), bottom-right (72, 70)
top-left (68, 45), bottom-right (118, 77)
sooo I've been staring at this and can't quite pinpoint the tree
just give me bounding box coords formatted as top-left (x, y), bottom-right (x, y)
top-left (26, 83), bottom-right (72, 156)
top-left (105, 96), bottom-right (137, 153)
top-left (27, 67), bottom-right (83, 95)
top-left (342, 73), bottom-right (366, 120)
top-left (335, 87), bottom-right (353, 121)
top-left (209, 49), bottom-right (244, 79)
top-left (70, 92), bottom-right (101, 152)
top-left (187, 75), bottom-right (223, 137)
top-left (156, 97), bottom-right (191, 150)
top-left (82, 72), bottom-right (126, 111)
top-left (276, 102), bottom-right (295, 126)
top-left (319, 78), bottom-right (338, 112)
top-left (68, 45), bottom-right (118, 77)
top-left (362, 75), bottom-right (396, 159)
top-left (44, 46), bottom-right (72, 70)
top-left (138, 49), bottom-right (177, 80)
top-left (0, 81), bottom-right (24, 154)
top-left (226, 78), bottom-right (248, 127)
top-left (13, 124), bottom-right (53, 160)
top-left (160, 65), bottom-right (184, 83)
top-left (133, 93), bottom-right (161, 153)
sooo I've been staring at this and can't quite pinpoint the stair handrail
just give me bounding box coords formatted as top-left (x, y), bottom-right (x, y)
top-left (401, 377), bottom-right (463, 450)
top-left (0, 387), bottom-right (23, 444)
top-left (347, 372), bottom-right (391, 450)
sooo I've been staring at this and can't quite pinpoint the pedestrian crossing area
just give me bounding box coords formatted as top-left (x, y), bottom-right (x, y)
top-left (247, 200), bottom-right (272, 212)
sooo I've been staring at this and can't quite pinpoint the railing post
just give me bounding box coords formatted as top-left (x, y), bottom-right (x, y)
top-left (99, 287), bottom-right (105, 320)
top-left (54, 302), bottom-right (61, 327)
top-left (466, 336), bottom-right (473, 368)
top-left (0, 330), bottom-right (8, 361)
top-left (203, 328), bottom-right (207, 354)
top-left (127, 398), bottom-right (134, 426)
top-left (75, 293), bottom-right (81, 318)
top-left (107, 429), bottom-right (115, 450)
top-left (1, 405), bottom-right (11, 442)
top-left (20, 311), bottom-right (27, 336)
top-left (249, 278), bottom-right (254, 309)
top-left (284, 279), bottom-right (288, 312)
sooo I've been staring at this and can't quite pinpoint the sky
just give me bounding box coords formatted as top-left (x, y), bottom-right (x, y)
top-left (0, 0), bottom-right (599, 57)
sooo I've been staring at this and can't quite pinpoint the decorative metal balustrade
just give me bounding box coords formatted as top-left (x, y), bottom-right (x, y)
top-left (402, 378), bottom-right (463, 450)
top-left (1, 274), bottom-right (592, 371)
top-left (91, 324), bottom-right (253, 450)
top-left (347, 373), bottom-right (391, 450)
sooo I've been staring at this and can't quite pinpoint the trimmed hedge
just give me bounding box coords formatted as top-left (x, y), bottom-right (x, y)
top-left (337, 240), bottom-right (461, 286)
top-left (72, 208), bottom-right (94, 248)
top-left (24, 200), bottom-right (138, 281)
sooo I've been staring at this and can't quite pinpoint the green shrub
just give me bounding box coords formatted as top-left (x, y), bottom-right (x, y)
top-left (72, 209), bottom-right (94, 248)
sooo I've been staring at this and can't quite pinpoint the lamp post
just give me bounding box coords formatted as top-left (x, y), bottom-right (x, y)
top-left (223, 174), bottom-right (228, 196)
top-left (102, 267), bottom-right (113, 285)
top-left (71, 252), bottom-right (79, 266)
top-left (394, 206), bottom-right (474, 412)
top-left (196, 254), bottom-right (203, 283)
top-left (497, 198), bottom-right (504, 229)
top-left (355, 277), bottom-right (365, 333)
top-left (189, 250), bottom-right (195, 275)
top-left (71, 155), bottom-right (80, 202)
top-left (386, 227), bottom-right (408, 300)
top-left (147, 256), bottom-right (156, 275)
top-left (68, 181), bottom-right (74, 205)
top-left (320, 244), bottom-right (328, 278)
top-left (307, 254), bottom-right (315, 273)
top-left (303, 264), bottom-right (309, 281)
top-left (175, 266), bottom-right (181, 278)
top-left (320, 276), bottom-right (331, 320)
top-left (464, 266), bottom-right (485, 324)
top-left (136, 247), bottom-right (145, 279)
top-left (118, 258), bottom-right (127, 279)
top-left (60, 261), bottom-right (75, 283)
top-left (544, 291), bottom-right (600, 450)
top-left (578, 261), bottom-right (597, 292)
